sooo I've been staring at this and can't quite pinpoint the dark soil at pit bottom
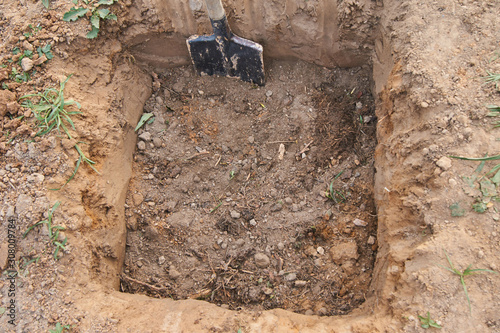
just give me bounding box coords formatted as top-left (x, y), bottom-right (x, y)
top-left (120, 60), bottom-right (378, 316)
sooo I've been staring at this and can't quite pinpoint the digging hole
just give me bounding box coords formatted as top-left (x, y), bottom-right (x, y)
top-left (120, 60), bottom-right (377, 316)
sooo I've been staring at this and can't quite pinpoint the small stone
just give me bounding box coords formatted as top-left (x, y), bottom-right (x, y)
top-left (22, 40), bottom-right (34, 51)
top-left (355, 102), bottom-right (363, 110)
top-left (153, 137), bottom-right (162, 148)
top-left (317, 247), bottom-right (325, 255)
top-left (329, 241), bottom-right (359, 264)
top-left (235, 239), bottom-right (245, 247)
top-left (284, 273), bottom-right (297, 281)
top-left (132, 193), bottom-right (144, 206)
top-left (144, 226), bottom-right (159, 240)
top-left (436, 156), bottom-right (452, 170)
top-left (353, 218), bottom-right (368, 227)
top-left (421, 101), bottom-right (429, 108)
top-left (266, 90), bottom-right (273, 97)
top-left (254, 253), bottom-right (270, 268)
top-left (137, 141), bottom-right (146, 150)
top-left (294, 280), bottom-right (307, 287)
top-left (21, 57), bottom-right (34, 71)
top-left (248, 136), bottom-right (255, 144)
top-left (139, 132), bottom-right (152, 141)
top-left (230, 210), bottom-right (241, 219)
top-left (277, 242), bottom-right (285, 251)
top-left (169, 265), bottom-right (181, 280)
top-left (27, 173), bottom-right (44, 183)
top-left (284, 197), bottom-right (293, 204)
top-left (16, 194), bottom-right (33, 215)
top-left (249, 219), bottom-right (257, 226)
top-left (367, 236), bottom-right (376, 245)
top-left (33, 54), bottom-right (48, 66)
top-left (305, 310), bottom-right (314, 316)
top-left (158, 256), bottom-right (166, 265)
top-left (317, 307), bottom-right (328, 316)
top-left (291, 204), bottom-right (300, 212)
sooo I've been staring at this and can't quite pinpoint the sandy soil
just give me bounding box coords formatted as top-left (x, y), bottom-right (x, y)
top-left (0, 0), bottom-right (499, 332)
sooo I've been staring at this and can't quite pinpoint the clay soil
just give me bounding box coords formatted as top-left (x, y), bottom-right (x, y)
top-left (0, 0), bottom-right (499, 332)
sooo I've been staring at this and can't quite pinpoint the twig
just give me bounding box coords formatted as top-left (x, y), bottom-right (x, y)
top-left (121, 274), bottom-right (169, 292)
top-left (296, 140), bottom-right (314, 157)
top-left (185, 150), bottom-right (210, 161)
top-left (215, 155), bottom-right (222, 166)
top-left (266, 140), bottom-right (296, 144)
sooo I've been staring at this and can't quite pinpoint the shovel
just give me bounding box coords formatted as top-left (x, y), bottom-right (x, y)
top-left (186, 0), bottom-right (265, 85)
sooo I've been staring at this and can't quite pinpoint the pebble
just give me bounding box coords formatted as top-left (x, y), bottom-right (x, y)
top-left (353, 218), bottom-right (368, 227)
top-left (291, 204), bottom-right (300, 212)
top-left (277, 242), bottom-right (285, 250)
top-left (294, 280), bottom-right (307, 287)
top-left (235, 239), bottom-right (245, 247)
top-left (329, 241), bottom-right (359, 264)
top-left (230, 210), bottom-right (241, 219)
top-left (266, 90), bottom-right (273, 97)
top-left (249, 219), bottom-right (257, 226)
top-left (367, 236), bottom-right (376, 245)
top-left (16, 194), bottom-right (33, 215)
top-left (284, 273), bottom-right (297, 281)
top-left (305, 310), bottom-right (314, 316)
top-left (284, 197), bottom-right (293, 204)
top-left (355, 102), bottom-right (363, 110)
top-left (153, 137), bottom-right (162, 148)
top-left (436, 156), bottom-right (452, 170)
top-left (421, 101), bottom-right (429, 108)
top-left (137, 141), bottom-right (146, 150)
top-left (21, 57), bottom-right (33, 71)
top-left (133, 193), bottom-right (144, 206)
top-left (169, 265), bottom-right (181, 280)
top-left (139, 132), bottom-right (152, 141)
top-left (158, 256), bottom-right (166, 265)
top-left (317, 247), bottom-right (325, 255)
top-left (254, 253), bottom-right (270, 268)
top-left (27, 173), bottom-right (44, 183)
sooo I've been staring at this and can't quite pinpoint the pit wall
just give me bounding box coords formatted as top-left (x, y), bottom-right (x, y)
top-left (121, 0), bottom-right (379, 69)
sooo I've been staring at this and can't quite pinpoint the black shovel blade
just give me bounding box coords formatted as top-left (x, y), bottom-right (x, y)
top-left (187, 34), bottom-right (265, 86)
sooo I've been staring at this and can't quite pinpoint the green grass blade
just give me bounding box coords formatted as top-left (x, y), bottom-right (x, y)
top-left (450, 155), bottom-right (500, 161)
top-left (460, 275), bottom-right (471, 312)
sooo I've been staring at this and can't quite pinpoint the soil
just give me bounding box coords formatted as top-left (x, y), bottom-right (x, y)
top-left (121, 62), bottom-right (377, 316)
top-left (0, 0), bottom-right (499, 332)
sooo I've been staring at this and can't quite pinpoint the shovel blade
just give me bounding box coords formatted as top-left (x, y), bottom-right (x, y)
top-left (187, 34), bottom-right (265, 85)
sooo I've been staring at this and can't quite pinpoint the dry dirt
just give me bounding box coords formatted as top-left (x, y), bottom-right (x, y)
top-left (0, 0), bottom-right (499, 332)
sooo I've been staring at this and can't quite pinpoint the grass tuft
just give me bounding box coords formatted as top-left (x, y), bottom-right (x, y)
top-left (439, 250), bottom-right (497, 312)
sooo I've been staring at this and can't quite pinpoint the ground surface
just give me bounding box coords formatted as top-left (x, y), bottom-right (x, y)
top-left (0, 0), bottom-right (498, 332)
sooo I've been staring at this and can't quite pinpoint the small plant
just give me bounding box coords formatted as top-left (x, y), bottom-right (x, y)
top-left (20, 75), bottom-right (82, 138)
top-left (23, 202), bottom-right (68, 260)
top-left (418, 312), bottom-right (442, 329)
top-left (229, 170), bottom-right (236, 180)
top-left (135, 112), bottom-right (154, 131)
top-left (37, 43), bottom-right (54, 60)
top-left (10, 68), bottom-right (30, 83)
top-left (451, 154), bottom-right (500, 213)
top-left (21, 75), bottom-right (100, 188)
top-left (439, 250), bottom-right (497, 312)
top-left (483, 71), bottom-right (500, 90)
top-left (325, 170), bottom-right (346, 203)
top-left (49, 322), bottom-right (72, 333)
top-left (63, 0), bottom-right (118, 39)
top-left (486, 105), bottom-right (500, 128)
top-left (24, 23), bottom-right (43, 37)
